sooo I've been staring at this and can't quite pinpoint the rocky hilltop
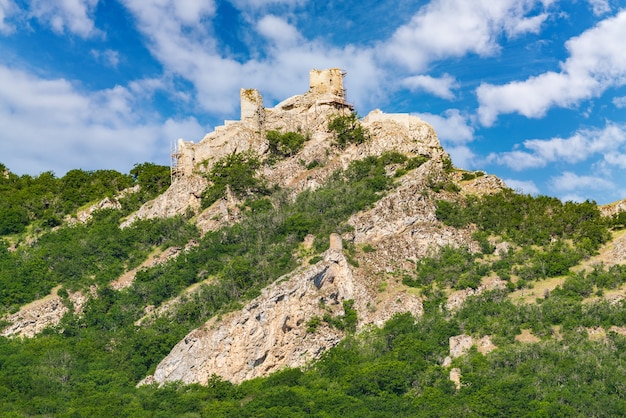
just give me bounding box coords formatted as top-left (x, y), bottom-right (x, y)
top-left (2, 68), bottom-right (508, 384)
top-left (133, 69), bottom-right (506, 386)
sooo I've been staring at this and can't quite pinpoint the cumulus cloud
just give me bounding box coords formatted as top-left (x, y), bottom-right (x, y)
top-left (0, 65), bottom-right (206, 175)
top-left (0, 0), bottom-right (19, 33)
top-left (170, 0), bottom-right (216, 25)
top-left (549, 171), bottom-right (614, 192)
top-left (381, 0), bottom-right (551, 72)
top-left (488, 123), bottom-right (626, 170)
top-left (613, 96), bottom-right (626, 108)
top-left (503, 178), bottom-right (539, 194)
top-left (413, 109), bottom-right (474, 144)
top-left (119, 0), bottom-right (385, 114)
top-left (477, 10), bottom-right (626, 126)
top-left (401, 74), bottom-right (458, 99)
top-left (115, 0), bottom-right (560, 119)
top-left (91, 49), bottom-right (120, 68)
top-left (28, 0), bottom-right (101, 38)
top-left (230, 0), bottom-right (304, 11)
top-left (604, 153), bottom-right (626, 169)
top-left (256, 15), bottom-right (301, 47)
top-left (446, 145), bottom-right (476, 170)
top-left (587, 0), bottom-right (611, 16)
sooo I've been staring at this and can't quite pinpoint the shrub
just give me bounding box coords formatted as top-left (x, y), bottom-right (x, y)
top-left (328, 113), bottom-right (369, 148)
top-left (266, 130), bottom-right (308, 157)
top-left (201, 152), bottom-right (267, 208)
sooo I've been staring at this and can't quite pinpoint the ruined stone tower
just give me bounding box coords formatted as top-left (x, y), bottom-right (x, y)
top-left (309, 68), bottom-right (346, 97)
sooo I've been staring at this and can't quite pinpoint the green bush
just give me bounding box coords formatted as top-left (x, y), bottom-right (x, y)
top-left (201, 152), bottom-right (267, 208)
top-left (328, 113), bottom-right (369, 148)
top-left (266, 130), bottom-right (308, 157)
top-left (130, 162), bottom-right (171, 195)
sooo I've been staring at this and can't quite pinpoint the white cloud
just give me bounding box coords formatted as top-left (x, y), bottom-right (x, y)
top-left (0, 0), bottom-right (19, 33)
top-left (486, 150), bottom-right (546, 171)
top-left (119, 0), bottom-right (385, 114)
top-left (117, 0), bottom-right (557, 120)
top-left (478, 10), bottom-right (626, 126)
top-left (0, 65), bottom-right (205, 175)
top-left (613, 96), bottom-right (626, 108)
top-left (230, 0), bottom-right (303, 10)
top-left (549, 171), bottom-right (614, 192)
top-left (401, 74), bottom-right (458, 99)
top-left (171, 0), bottom-right (216, 25)
top-left (503, 178), bottom-right (539, 194)
top-left (413, 109), bottom-right (474, 144)
top-left (446, 145), bottom-right (476, 170)
top-left (488, 122), bottom-right (626, 170)
top-left (381, 0), bottom-right (551, 72)
top-left (29, 0), bottom-right (101, 38)
top-left (91, 49), bottom-right (120, 68)
top-left (256, 15), bottom-right (301, 47)
top-left (604, 153), bottom-right (626, 169)
top-left (587, 0), bottom-right (611, 16)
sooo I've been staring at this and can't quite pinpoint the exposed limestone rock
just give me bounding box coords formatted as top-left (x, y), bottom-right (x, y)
top-left (143, 247), bottom-right (360, 385)
top-left (448, 334), bottom-right (496, 360)
top-left (600, 198), bottom-right (626, 218)
top-left (476, 335), bottom-right (497, 355)
top-left (599, 230), bottom-right (626, 266)
top-left (460, 173), bottom-right (507, 196)
top-left (450, 368), bottom-right (462, 390)
top-left (142, 233), bottom-right (423, 385)
top-left (126, 69), bottom-right (448, 233)
top-left (68, 185), bottom-right (139, 224)
top-left (2, 287), bottom-right (90, 338)
top-left (121, 175), bottom-right (207, 227)
top-left (449, 335), bottom-right (474, 359)
top-left (194, 188), bottom-right (243, 235)
top-left (446, 335), bottom-right (496, 390)
top-left (446, 276), bottom-right (505, 311)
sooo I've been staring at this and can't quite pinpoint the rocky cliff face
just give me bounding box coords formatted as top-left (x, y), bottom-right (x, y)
top-left (1, 286), bottom-right (92, 338)
top-left (142, 235), bottom-right (424, 385)
top-left (3, 69), bottom-right (508, 383)
top-left (134, 69), bottom-right (509, 386)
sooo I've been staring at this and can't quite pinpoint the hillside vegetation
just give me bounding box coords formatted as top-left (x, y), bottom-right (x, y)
top-left (3, 119), bottom-right (626, 416)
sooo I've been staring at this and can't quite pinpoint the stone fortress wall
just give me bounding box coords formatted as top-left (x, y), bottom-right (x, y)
top-left (171, 68), bottom-right (352, 179)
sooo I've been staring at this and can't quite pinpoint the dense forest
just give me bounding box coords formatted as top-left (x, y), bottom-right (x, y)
top-left (2, 151), bottom-right (626, 416)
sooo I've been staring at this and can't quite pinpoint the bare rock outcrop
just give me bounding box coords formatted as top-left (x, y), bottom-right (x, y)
top-left (143, 246), bottom-right (359, 385)
top-left (142, 234), bottom-right (424, 386)
top-left (66, 185), bottom-right (140, 224)
top-left (446, 276), bottom-right (506, 311)
top-left (2, 287), bottom-right (90, 338)
top-left (600, 198), bottom-right (626, 218)
top-left (125, 69), bottom-right (450, 233)
top-left (121, 175), bottom-right (207, 227)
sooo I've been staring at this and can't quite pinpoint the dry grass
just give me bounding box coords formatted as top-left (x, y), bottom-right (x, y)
top-left (508, 276), bottom-right (566, 304)
top-left (515, 329), bottom-right (540, 343)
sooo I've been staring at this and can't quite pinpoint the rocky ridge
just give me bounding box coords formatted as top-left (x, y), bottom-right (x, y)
top-left (3, 69), bottom-right (506, 383)
top-left (138, 70), bottom-right (504, 386)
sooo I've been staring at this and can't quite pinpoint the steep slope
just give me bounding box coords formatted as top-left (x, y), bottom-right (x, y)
top-left (137, 70), bottom-right (505, 385)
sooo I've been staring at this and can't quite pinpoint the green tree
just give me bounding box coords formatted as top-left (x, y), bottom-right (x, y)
top-left (130, 162), bottom-right (171, 195)
top-left (328, 113), bottom-right (369, 148)
top-left (266, 130), bottom-right (308, 157)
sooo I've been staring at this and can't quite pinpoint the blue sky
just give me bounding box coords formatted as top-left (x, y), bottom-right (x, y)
top-left (1, 0), bottom-right (625, 204)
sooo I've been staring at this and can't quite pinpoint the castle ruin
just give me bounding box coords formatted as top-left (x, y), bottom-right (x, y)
top-left (171, 68), bottom-right (353, 181)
